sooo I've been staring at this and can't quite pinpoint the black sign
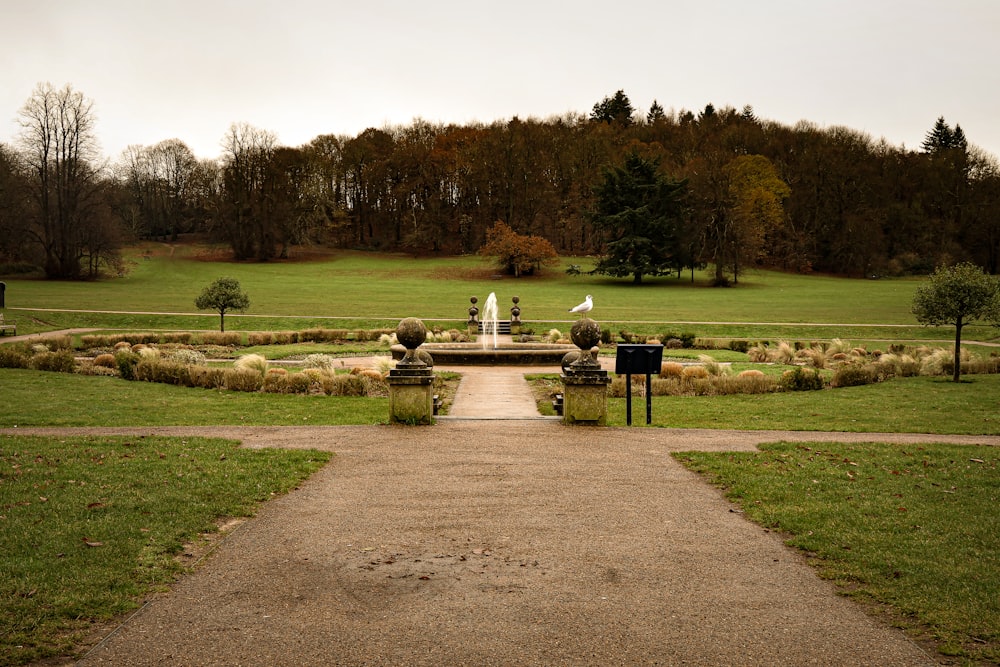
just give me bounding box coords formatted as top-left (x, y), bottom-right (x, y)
top-left (615, 344), bottom-right (664, 425)
top-left (615, 344), bottom-right (664, 375)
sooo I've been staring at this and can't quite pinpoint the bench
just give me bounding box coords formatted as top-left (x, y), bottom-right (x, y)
top-left (0, 313), bottom-right (15, 336)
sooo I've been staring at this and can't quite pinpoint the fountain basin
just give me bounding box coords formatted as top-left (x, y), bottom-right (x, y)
top-left (391, 342), bottom-right (574, 366)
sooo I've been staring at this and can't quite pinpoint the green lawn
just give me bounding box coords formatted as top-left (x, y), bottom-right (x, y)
top-left (675, 441), bottom-right (1000, 663)
top-left (0, 369), bottom-right (388, 427)
top-left (0, 434), bottom-right (330, 665)
top-left (5, 242), bottom-right (996, 344)
top-left (610, 374), bottom-right (1000, 434)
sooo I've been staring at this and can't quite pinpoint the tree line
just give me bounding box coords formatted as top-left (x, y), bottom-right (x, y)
top-left (1, 83), bottom-right (998, 281)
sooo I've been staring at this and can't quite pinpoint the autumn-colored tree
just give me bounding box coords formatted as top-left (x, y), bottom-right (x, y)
top-left (479, 220), bottom-right (558, 277)
top-left (708, 154), bottom-right (790, 284)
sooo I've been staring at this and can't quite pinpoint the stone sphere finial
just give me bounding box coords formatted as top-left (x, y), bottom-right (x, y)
top-left (396, 317), bottom-right (427, 367)
top-left (569, 317), bottom-right (602, 369)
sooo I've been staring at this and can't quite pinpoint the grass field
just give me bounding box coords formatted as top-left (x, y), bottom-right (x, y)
top-left (4, 241), bottom-right (997, 344)
top-left (0, 434), bottom-right (330, 665)
top-left (676, 441), bottom-right (1000, 663)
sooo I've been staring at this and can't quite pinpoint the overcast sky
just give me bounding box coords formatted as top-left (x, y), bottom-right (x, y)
top-left (3, 0), bottom-right (998, 161)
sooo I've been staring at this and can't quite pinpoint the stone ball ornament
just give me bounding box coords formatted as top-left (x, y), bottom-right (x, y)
top-left (570, 317), bottom-right (601, 350)
top-left (569, 317), bottom-right (602, 369)
top-left (396, 317), bottom-right (428, 366)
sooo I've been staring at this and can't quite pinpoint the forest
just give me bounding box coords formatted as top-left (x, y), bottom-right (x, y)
top-left (1, 84), bottom-right (997, 281)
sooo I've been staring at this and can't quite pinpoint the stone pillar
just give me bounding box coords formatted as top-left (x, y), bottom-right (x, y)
top-left (467, 296), bottom-right (479, 337)
top-left (561, 317), bottom-right (610, 425)
top-left (510, 296), bottom-right (521, 336)
top-left (388, 317), bottom-right (435, 425)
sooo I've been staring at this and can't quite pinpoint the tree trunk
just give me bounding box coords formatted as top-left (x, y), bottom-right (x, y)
top-left (952, 321), bottom-right (962, 382)
top-left (220, 311), bottom-right (226, 333)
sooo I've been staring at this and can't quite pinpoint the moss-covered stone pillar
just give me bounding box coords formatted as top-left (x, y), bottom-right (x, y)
top-left (388, 317), bottom-right (435, 425)
top-left (561, 317), bottom-right (610, 425)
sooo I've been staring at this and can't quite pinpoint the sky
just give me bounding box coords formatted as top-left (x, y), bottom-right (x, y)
top-left (3, 0), bottom-right (999, 161)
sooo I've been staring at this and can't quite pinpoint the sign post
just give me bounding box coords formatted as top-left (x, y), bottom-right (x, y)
top-left (615, 344), bottom-right (664, 425)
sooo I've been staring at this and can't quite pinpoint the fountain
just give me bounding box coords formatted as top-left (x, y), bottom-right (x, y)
top-left (481, 291), bottom-right (499, 350)
top-left (390, 295), bottom-right (575, 366)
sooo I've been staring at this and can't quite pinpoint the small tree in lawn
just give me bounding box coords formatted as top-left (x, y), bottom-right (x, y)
top-left (911, 262), bottom-right (1000, 382)
top-left (195, 277), bottom-right (250, 332)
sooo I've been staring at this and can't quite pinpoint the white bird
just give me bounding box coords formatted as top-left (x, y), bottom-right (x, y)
top-left (569, 294), bottom-right (593, 316)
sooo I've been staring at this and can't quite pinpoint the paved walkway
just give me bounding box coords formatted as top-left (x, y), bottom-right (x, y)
top-left (10, 353), bottom-right (993, 665)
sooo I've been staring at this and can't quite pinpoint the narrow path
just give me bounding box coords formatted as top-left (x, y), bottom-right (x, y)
top-left (443, 366), bottom-right (549, 419)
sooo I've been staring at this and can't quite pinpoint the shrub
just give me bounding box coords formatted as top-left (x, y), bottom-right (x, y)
top-left (920, 348), bottom-right (960, 376)
top-left (779, 367), bottom-right (824, 391)
top-left (662, 332), bottom-right (696, 348)
top-left (28, 350), bottom-right (77, 373)
top-left (188, 366), bottom-right (228, 389)
top-left (273, 331), bottom-right (299, 344)
top-left (747, 345), bottom-right (770, 362)
top-left (113, 341), bottom-right (132, 351)
top-left (601, 328), bottom-right (612, 344)
top-left (327, 374), bottom-right (366, 396)
top-left (728, 340), bottom-right (750, 353)
top-left (115, 351), bottom-right (140, 380)
top-left (682, 365), bottom-right (709, 380)
top-left (202, 331), bottom-right (242, 346)
top-left (660, 362), bottom-right (685, 379)
top-left (247, 332), bottom-right (274, 346)
top-left (697, 354), bottom-right (725, 376)
top-left (875, 353), bottom-right (921, 378)
top-left (831, 364), bottom-right (878, 388)
top-left (80, 335), bottom-right (110, 348)
top-left (303, 354), bottom-right (336, 371)
top-left (712, 373), bottom-right (777, 395)
top-left (93, 353), bottom-right (117, 369)
top-left (162, 332), bottom-right (193, 344)
top-left (0, 346), bottom-right (30, 369)
top-left (263, 371), bottom-right (290, 393)
top-left (76, 361), bottom-right (118, 377)
top-left (135, 359), bottom-right (191, 386)
top-left (773, 341), bottom-right (796, 364)
top-left (167, 349), bottom-right (207, 366)
top-left (234, 353), bottom-right (268, 376)
top-left (797, 347), bottom-right (827, 369)
top-left (223, 368), bottom-right (264, 392)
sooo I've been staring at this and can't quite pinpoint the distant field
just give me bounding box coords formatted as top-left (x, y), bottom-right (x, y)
top-left (1, 242), bottom-right (997, 344)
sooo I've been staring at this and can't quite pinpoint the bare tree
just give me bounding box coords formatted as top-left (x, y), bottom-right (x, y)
top-left (16, 82), bottom-right (114, 278)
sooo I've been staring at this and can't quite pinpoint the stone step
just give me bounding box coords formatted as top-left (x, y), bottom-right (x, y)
top-left (477, 320), bottom-right (512, 334)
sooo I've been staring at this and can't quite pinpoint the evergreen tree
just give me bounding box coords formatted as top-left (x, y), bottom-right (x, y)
top-left (589, 152), bottom-right (689, 283)
top-left (922, 116), bottom-right (968, 153)
top-left (591, 90), bottom-right (636, 126)
top-left (647, 100), bottom-right (666, 124)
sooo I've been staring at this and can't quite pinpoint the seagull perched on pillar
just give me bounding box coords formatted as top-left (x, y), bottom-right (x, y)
top-left (569, 294), bottom-right (593, 317)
